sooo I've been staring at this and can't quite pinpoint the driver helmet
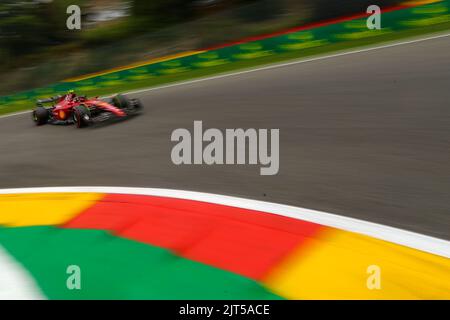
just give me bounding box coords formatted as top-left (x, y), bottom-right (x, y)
top-left (65, 89), bottom-right (76, 101)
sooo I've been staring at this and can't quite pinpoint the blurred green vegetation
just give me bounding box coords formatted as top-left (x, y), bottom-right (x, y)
top-left (0, 0), bottom-right (86, 68)
top-left (0, 0), bottom-right (407, 95)
top-left (3, 17), bottom-right (450, 116)
top-left (0, 0), bottom-right (190, 67)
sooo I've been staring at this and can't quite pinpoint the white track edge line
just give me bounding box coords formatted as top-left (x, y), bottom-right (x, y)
top-left (0, 186), bottom-right (448, 258)
top-left (1, 32), bottom-right (450, 120)
top-left (0, 110), bottom-right (30, 119)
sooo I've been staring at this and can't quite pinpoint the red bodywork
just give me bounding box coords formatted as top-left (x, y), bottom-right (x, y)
top-left (52, 94), bottom-right (126, 121)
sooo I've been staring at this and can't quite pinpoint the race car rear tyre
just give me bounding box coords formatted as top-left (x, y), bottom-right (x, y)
top-left (73, 105), bottom-right (91, 128)
top-left (112, 94), bottom-right (130, 109)
top-left (32, 107), bottom-right (49, 126)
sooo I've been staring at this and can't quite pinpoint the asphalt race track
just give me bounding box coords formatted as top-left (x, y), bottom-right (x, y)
top-left (0, 36), bottom-right (449, 240)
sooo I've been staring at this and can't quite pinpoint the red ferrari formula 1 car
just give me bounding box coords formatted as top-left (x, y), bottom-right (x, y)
top-left (32, 90), bottom-right (143, 128)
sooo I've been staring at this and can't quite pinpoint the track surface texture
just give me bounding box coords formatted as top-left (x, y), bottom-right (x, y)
top-left (0, 36), bottom-right (449, 239)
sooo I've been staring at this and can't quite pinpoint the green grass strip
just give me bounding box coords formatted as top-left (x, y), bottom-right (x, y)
top-left (0, 226), bottom-right (283, 300)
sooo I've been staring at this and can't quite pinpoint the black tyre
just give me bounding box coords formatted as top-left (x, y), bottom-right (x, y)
top-left (112, 94), bottom-right (129, 109)
top-left (73, 105), bottom-right (91, 128)
top-left (32, 107), bottom-right (49, 126)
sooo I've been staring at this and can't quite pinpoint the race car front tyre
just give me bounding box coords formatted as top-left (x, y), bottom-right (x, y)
top-left (112, 94), bottom-right (130, 109)
top-left (73, 105), bottom-right (91, 128)
top-left (113, 94), bottom-right (143, 115)
top-left (32, 107), bottom-right (49, 126)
